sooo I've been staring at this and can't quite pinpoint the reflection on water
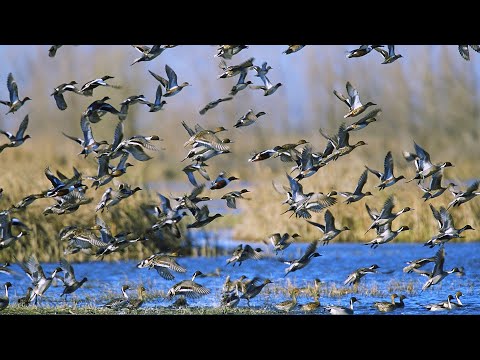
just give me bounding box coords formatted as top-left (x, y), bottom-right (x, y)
top-left (2, 231), bottom-right (479, 315)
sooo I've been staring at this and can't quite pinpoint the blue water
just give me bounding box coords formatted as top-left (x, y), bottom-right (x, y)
top-left (2, 234), bottom-right (479, 315)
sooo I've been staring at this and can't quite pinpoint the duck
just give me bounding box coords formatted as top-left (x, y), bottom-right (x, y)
top-left (365, 151), bottom-right (405, 190)
top-left (240, 278), bottom-right (272, 306)
top-left (79, 75), bottom-right (120, 96)
top-left (17, 286), bottom-right (33, 306)
top-left (344, 264), bottom-right (379, 287)
top-left (250, 72), bottom-right (282, 96)
top-left (218, 57), bottom-right (255, 78)
top-left (333, 81), bottom-right (376, 118)
top-left (395, 294), bottom-right (407, 309)
top-left (283, 45), bottom-right (305, 54)
top-left (424, 204), bottom-right (475, 247)
top-left (252, 61), bottom-right (272, 78)
top-left (324, 296), bottom-right (359, 315)
top-left (221, 189), bottom-right (250, 209)
top-left (319, 123), bottom-right (367, 163)
top-left (374, 294), bottom-right (398, 312)
top-left (458, 45), bottom-right (480, 61)
top-left (306, 209), bottom-right (350, 245)
top-left (199, 96), bottom-right (233, 115)
top-left (275, 288), bottom-right (300, 312)
top-left (95, 182), bottom-right (142, 212)
top-left (264, 232), bottom-right (301, 254)
top-left (42, 188), bottom-right (93, 216)
top-left (182, 163), bottom-right (210, 187)
top-left (118, 94), bottom-right (149, 120)
top-left (145, 82), bottom-right (167, 112)
top-left (449, 291), bottom-right (464, 308)
top-left (364, 195), bottom-right (413, 234)
top-left (418, 171), bottom-right (456, 201)
top-left (57, 258), bottom-right (88, 299)
top-left (364, 223), bottom-right (410, 249)
top-left (89, 152), bottom-right (134, 189)
top-left (221, 288), bottom-right (241, 308)
top-left (300, 295), bottom-right (321, 313)
top-left (346, 45), bottom-right (382, 58)
top-left (0, 262), bottom-right (12, 275)
top-left (338, 169), bottom-right (373, 204)
top-left (248, 148), bottom-right (278, 162)
top-left (127, 285), bottom-right (147, 310)
top-left (103, 284), bottom-right (130, 310)
top-left (226, 244), bottom-right (263, 266)
top-left (137, 252), bottom-right (187, 280)
top-left (0, 73), bottom-right (31, 114)
top-left (374, 45), bottom-right (403, 64)
top-left (62, 116), bottom-right (108, 158)
top-left (229, 69), bottom-right (252, 96)
top-left (186, 204), bottom-right (223, 229)
top-left (131, 45), bottom-right (165, 66)
top-left (447, 180), bottom-right (480, 210)
top-left (51, 80), bottom-right (80, 110)
top-left (48, 45), bottom-right (63, 57)
top-left (210, 171), bottom-right (239, 190)
top-left (283, 240), bottom-right (321, 277)
top-left (149, 64), bottom-right (190, 97)
top-left (233, 109), bottom-right (266, 128)
top-left (0, 220), bottom-right (29, 251)
top-left (0, 282), bottom-right (12, 311)
top-left (0, 114), bottom-right (31, 153)
top-left (83, 96), bottom-right (121, 123)
top-left (403, 255), bottom-right (437, 273)
top-left (184, 126), bottom-right (230, 152)
top-left (346, 108), bottom-right (381, 131)
top-left (426, 295), bottom-right (454, 311)
top-left (17, 254), bottom-right (63, 305)
top-left (215, 45), bottom-right (248, 60)
top-left (167, 271), bottom-right (211, 299)
top-left (421, 247), bottom-right (461, 291)
top-left (404, 142), bottom-right (454, 183)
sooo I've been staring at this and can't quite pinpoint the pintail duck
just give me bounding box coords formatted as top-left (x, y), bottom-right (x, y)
top-left (374, 294), bottom-right (398, 312)
top-left (333, 81), bottom-right (376, 118)
top-left (215, 45), bottom-right (249, 60)
top-left (374, 45), bottom-right (403, 64)
top-left (83, 96), bottom-right (121, 123)
top-left (252, 61), bottom-right (272, 78)
top-left (221, 288), bottom-right (241, 308)
top-left (62, 116), bottom-right (108, 158)
top-left (421, 247), bottom-right (461, 291)
top-left (137, 252), bottom-right (187, 280)
top-left (426, 295), bottom-right (454, 311)
top-left (306, 209), bottom-right (350, 245)
top-left (51, 80), bottom-right (80, 110)
top-left (344, 264), bottom-right (379, 287)
top-left (131, 45), bottom-right (165, 66)
top-left (273, 139), bottom-right (309, 163)
top-left (149, 64), bottom-right (190, 97)
top-left (300, 282), bottom-right (321, 313)
top-left (89, 152), bottom-right (134, 189)
top-left (338, 169), bottom-right (373, 204)
top-left (248, 148), bottom-right (278, 162)
top-left (324, 296), bottom-right (359, 315)
top-left (48, 45), bottom-right (63, 57)
top-left (17, 254), bottom-right (63, 305)
top-left (17, 286), bottom-right (33, 306)
top-left (229, 69), bottom-right (252, 96)
top-left (292, 144), bottom-right (325, 181)
top-left (103, 284), bottom-right (130, 310)
top-left (458, 45), bottom-right (480, 61)
top-left (346, 108), bottom-right (381, 132)
top-left (424, 204), bottom-right (474, 248)
top-left (365, 151), bottom-right (405, 190)
top-left (0, 262), bottom-right (12, 275)
top-left (404, 141), bottom-right (454, 183)
top-left (275, 288), bottom-right (300, 312)
top-left (118, 94), bottom-right (149, 120)
top-left (240, 278), bottom-right (272, 306)
top-left (0, 73), bottom-right (31, 115)
top-left (283, 45), bottom-right (305, 54)
top-left (218, 57), bottom-right (255, 78)
top-left (0, 282), bottom-right (12, 311)
top-left (319, 123), bottom-right (367, 163)
top-left (0, 114), bottom-right (31, 153)
top-left (199, 96), bottom-right (233, 115)
top-left (250, 73), bottom-right (282, 96)
top-left (447, 180), bottom-right (480, 210)
top-left (221, 189), bottom-right (250, 209)
top-left (186, 204), bottom-right (223, 229)
top-left (346, 45), bottom-right (383, 58)
top-left (43, 189), bottom-right (92, 216)
top-left (365, 223), bottom-right (410, 249)
top-left (449, 291), bottom-right (464, 308)
top-left (0, 212), bottom-right (30, 250)
top-left (60, 223), bottom-right (107, 256)
top-left (79, 75), bottom-right (121, 96)
top-left (184, 126), bottom-right (230, 152)
top-left (145, 82), bottom-right (167, 112)
top-left (364, 195), bottom-right (413, 234)
top-left (149, 193), bottom-right (187, 238)
top-left (403, 255), bottom-right (437, 274)
top-left (127, 285), bottom-right (147, 310)
top-left (233, 109), bottom-right (266, 128)
top-left (226, 244), bottom-right (263, 266)
top-left (183, 163), bottom-right (210, 187)
top-left (167, 271), bottom-right (211, 299)
top-left (283, 240), bottom-right (321, 277)
top-left (44, 166), bottom-right (86, 198)
top-left (56, 258), bottom-right (88, 299)
top-left (95, 182), bottom-right (142, 212)
top-left (210, 171), bottom-right (239, 190)
top-left (263, 232), bottom-right (300, 254)
top-left (170, 184), bottom-right (211, 215)
top-left (418, 171), bottom-right (456, 201)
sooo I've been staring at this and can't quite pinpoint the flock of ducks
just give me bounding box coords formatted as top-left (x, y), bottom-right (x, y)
top-left (0, 45), bottom-right (479, 314)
